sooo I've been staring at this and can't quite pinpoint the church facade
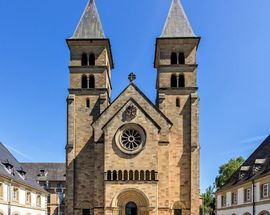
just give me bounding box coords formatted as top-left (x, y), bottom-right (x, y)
top-left (65, 0), bottom-right (200, 215)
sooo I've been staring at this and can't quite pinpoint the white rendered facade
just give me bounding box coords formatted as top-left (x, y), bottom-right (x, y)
top-left (0, 177), bottom-right (47, 215)
top-left (216, 175), bottom-right (270, 215)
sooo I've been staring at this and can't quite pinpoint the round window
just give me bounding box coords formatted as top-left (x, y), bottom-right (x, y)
top-left (115, 124), bottom-right (146, 155)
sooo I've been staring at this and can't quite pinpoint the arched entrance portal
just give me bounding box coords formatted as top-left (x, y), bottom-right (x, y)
top-left (111, 188), bottom-right (149, 215)
top-left (126, 202), bottom-right (137, 215)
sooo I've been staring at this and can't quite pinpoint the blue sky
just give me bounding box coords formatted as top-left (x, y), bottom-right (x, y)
top-left (0, 0), bottom-right (270, 192)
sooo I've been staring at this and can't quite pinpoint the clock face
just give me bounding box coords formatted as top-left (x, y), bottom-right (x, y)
top-left (115, 124), bottom-right (146, 155)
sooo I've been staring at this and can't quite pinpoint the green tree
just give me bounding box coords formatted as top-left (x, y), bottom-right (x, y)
top-left (215, 156), bottom-right (245, 188)
top-left (201, 185), bottom-right (215, 215)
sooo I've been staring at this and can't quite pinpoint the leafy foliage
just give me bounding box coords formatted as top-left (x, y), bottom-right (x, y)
top-left (215, 156), bottom-right (245, 188)
top-left (201, 185), bottom-right (215, 215)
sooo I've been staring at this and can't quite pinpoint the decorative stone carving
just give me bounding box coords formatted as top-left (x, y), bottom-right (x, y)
top-left (123, 105), bottom-right (137, 121)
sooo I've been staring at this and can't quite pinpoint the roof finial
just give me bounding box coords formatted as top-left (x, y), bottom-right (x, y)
top-left (128, 73), bottom-right (136, 83)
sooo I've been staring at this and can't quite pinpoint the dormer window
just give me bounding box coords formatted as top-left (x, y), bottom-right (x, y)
top-left (17, 168), bottom-right (26, 180)
top-left (38, 169), bottom-right (47, 177)
top-left (2, 160), bottom-right (13, 174)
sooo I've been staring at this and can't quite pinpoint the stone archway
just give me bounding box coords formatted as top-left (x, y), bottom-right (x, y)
top-left (259, 211), bottom-right (270, 215)
top-left (111, 188), bottom-right (150, 215)
top-left (171, 201), bottom-right (187, 215)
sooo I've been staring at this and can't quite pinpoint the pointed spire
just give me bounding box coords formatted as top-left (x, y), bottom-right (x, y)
top-left (161, 0), bottom-right (195, 37)
top-left (72, 0), bottom-right (105, 39)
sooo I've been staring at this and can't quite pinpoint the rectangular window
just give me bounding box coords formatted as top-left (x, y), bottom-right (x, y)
top-left (221, 195), bottom-right (226, 207)
top-left (231, 192), bottom-right (237, 205)
top-left (36, 194), bottom-right (41, 207)
top-left (82, 209), bottom-right (90, 215)
top-left (262, 183), bottom-right (269, 199)
top-left (13, 187), bottom-right (19, 201)
top-left (244, 188), bottom-right (251, 202)
top-left (47, 194), bottom-right (51, 204)
top-left (174, 209), bottom-right (182, 215)
top-left (26, 191), bottom-right (31, 204)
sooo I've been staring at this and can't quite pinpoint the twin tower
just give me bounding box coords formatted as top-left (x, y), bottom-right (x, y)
top-left (66, 0), bottom-right (201, 215)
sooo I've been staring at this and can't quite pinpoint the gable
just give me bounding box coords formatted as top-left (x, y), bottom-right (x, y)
top-left (92, 83), bottom-right (172, 142)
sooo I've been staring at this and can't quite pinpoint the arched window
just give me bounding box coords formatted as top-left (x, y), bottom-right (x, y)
top-left (151, 170), bottom-right (156, 181)
top-left (81, 75), bottom-right (88, 89)
top-left (89, 53), bottom-right (95, 66)
top-left (171, 52), bottom-right (177, 64)
top-left (81, 53), bottom-right (88, 66)
top-left (178, 75), bottom-right (185, 88)
top-left (113, 170), bottom-right (117, 181)
top-left (178, 52), bottom-right (185, 64)
top-left (124, 170), bottom-right (128, 181)
top-left (176, 98), bottom-right (180, 107)
top-left (171, 74), bottom-right (177, 88)
top-left (89, 75), bottom-right (95, 88)
top-left (118, 170), bottom-right (123, 181)
top-left (129, 170), bottom-right (134, 181)
top-left (107, 171), bottom-right (112, 181)
top-left (126, 202), bottom-right (137, 215)
top-left (140, 170), bottom-right (144, 181)
top-left (134, 171), bottom-right (139, 181)
top-left (86, 99), bottom-right (90, 108)
top-left (146, 170), bottom-right (150, 181)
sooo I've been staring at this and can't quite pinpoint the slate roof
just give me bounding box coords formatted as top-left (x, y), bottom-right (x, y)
top-left (218, 135), bottom-right (270, 191)
top-left (161, 0), bottom-right (195, 37)
top-left (72, 0), bottom-right (105, 39)
top-left (21, 163), bottom-right (66, 182)
top-left (0, 143), bottom-right (46, 192)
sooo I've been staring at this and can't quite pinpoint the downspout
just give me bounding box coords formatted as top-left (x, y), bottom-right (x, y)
top-left (8, 179), bottom-right (12, 215)
top-left (252, 180), bottom-right (255, 215)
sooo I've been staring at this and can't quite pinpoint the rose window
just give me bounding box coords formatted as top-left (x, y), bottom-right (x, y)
top-left (116, 124), bottom-right (146, 155)
top-left (120, 128), bottom-right (142, 150)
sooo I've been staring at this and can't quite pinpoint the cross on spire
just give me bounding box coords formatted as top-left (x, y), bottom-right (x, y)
top-left (128, 73), bottom-right (136, 83)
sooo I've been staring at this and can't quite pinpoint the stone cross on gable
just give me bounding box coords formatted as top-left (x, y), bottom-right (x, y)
top-left (128, 73), bottom-right (136, 83)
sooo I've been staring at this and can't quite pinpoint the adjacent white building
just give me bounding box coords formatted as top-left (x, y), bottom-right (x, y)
top-left (0, 143), bottom-right (47, 215)
top-left (216, 135), bottom-right (270, 215)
